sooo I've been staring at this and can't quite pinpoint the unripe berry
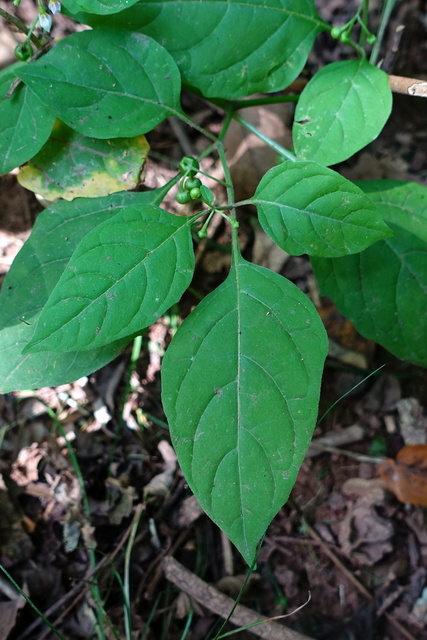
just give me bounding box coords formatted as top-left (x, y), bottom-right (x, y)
top-left (185, 177), bottom-right (202, 191)
top-left (190, 187), bottom-right (201, 200)
top-left (176, 190), bottom-right (191, 205)
top-left (179, 156), bottom-right (200, 177)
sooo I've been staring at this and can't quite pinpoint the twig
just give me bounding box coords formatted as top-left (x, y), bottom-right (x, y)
top-left (389, 74), bottom-right (427, 98)
top-left (0, 7), bottom-right (42, 47)
top-left (306, 424), bottom-right (365, 458)
top-left (292, 504), bottom-right (419, 640)
top-left (162, 556), bottom-right (313, 640)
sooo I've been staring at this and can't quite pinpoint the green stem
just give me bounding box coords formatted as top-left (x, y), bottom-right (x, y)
top-left (42, 403), bottom-right (107, 640)
top-left (123, 505), bottom-right (143, 640)
top-left (213, 94), bottom-right (299, 111)
top-left (369, 0), bottom-right (398, 65)
top-left (359, 0), bottom-right (370, 45)
top-left (174, 110), bottom-right (218, 142)
top-left (0, 565), bottom-right (66, 640)
top-left (233, 113), bottom-right (296, 162)
top-left (0, 7), bottom-right (42, 47)
top-left (217, 109), bottom-right (239, 258)
top-left (316, 364), bottom-right (385, 427)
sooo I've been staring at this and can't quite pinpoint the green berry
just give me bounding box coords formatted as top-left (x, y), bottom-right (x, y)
top-left (367, 33), bottom-right (376, 45)
top-left (339, 31), bottom-right (351, 44)
top-left (14, 41), bottom-right (32, 61)
top-left (189, 187), bottom-right (201, 200)
top-left (176, 190), bottom-right (191, 205)
top-left (185, 177), bottom-right (202, 191)
top-left (179, 156), bottom-right (200, 177)
top-left (330, 27), bottom-right (342, 40)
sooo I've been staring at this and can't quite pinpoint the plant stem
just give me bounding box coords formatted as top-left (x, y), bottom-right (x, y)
top-left (217, 109), bottom-right (239, 258)
top-left (123, 505), bottom-right (143, 640)
top-left (233, 113), bottom-right (296, 162)
top-left (370, 0), bottom-right (398, 65)
top-left (359, 0), bottom-right (370, 46)
top-left (42, 403), bottom-right (107, 640)
top-left (213, 94), bottom-right (299, 110)
top-left (0, 7), bottom-right (42, 47)
top-left (175, 110), bottom-right (218, 142)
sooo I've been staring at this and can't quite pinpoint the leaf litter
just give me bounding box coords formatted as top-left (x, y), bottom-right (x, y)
top-left (2, 1), bottom-right (427, 638)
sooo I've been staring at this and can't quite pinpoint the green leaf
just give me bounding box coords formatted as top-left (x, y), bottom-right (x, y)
top-left (293, 60), bottom-right (392, 166)
top-left (162, 257), bottom-right (328, 564)
top-left (251, 161), bottom-right (392, 257)
top-left (63, 0), bottom-right (327, 100)
top-left (25, 205), bottom-right (195, 353)
top-left (0, 65), bottom-right (55, 174)
top-left (0, 190), bottom-right (167, 393)
top-left (312, 180), bottom-right (427, 367)
top-left (356, 180), bottom-right (427, 243)
top-left (16, 30), bottom-right (182, 139)
top-left (18, 120), bottom-right (150, 201)
top-left (62, 0), bottom-right (140, 15)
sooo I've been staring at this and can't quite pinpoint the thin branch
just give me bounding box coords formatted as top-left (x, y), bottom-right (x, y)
top-left (162, 556), bottom-right (313, 640)
top-left (389, 74), bottom-right (427, 98)
top-left (0, 7), bottom-right (43, 47)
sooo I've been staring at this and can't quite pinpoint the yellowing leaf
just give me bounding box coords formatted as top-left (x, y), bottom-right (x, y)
top-left (18, 120), bottom-right (149, 201)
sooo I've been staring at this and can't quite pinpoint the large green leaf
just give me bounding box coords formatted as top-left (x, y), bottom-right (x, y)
top-left (16, 30), bottom-right (182, 139)
top-left (18, 120), bottom-right (149, 201)
top-left (0, 190), bottom-right (168, 393)
top-left (63, 0), bottom-right (327, 100)
top-left (25, 205), bottom-right (195, 353)
top-left (62, 0), bottom-right (140, 14)
top-left (250, 161), bottom-right (392, 257)
top-left (355, 180), bottom-right (427, 243)
top-left (0, 64), bottom-right (55, 174)
top-left (312, 180), bottom-right (427, 367)
top-left (293, 60), bottom-right (392, 166)
top-left (162, 257), bottom-right (328, 564)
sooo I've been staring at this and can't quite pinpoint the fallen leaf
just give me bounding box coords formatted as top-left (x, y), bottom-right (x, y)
top-left (339, 484), bottom-right (393, 565)
top-left (396, 398), bottom-right (427, 445)
top-left (10, 443), bottom-right (46, 486)
top-left (0, 595), bottom-right (25, 640)
top-left (379, 445), bottom-right (427, 506)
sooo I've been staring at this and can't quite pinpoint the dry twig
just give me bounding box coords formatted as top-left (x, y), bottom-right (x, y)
top-left (162, 555), bottom-right (313, 640)
top-left (389, 74), bottom-right (427, 98)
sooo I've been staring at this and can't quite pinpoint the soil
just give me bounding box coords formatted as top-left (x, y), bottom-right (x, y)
top-left (1, 2), bottom-right (427, 640)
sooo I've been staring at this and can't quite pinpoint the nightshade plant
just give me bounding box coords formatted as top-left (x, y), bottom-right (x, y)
top-left (0, 0), bottom-right (426, 565)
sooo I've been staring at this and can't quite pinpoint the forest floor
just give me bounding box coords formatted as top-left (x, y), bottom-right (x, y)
top-left (1, 1), bottom-right (427, 639)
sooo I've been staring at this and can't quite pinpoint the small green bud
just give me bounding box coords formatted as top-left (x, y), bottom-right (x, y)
top-left (330, 27), bottom-right (342, 39)
top-left (367, 33), bottom-right (376, 45)
top-left (189, 187), bottom-right (201, 200)
top-left (230, 219), bottom-right (240, 229)
top-left (339, 31), bottom-right (351, 44)
top-left (14, 41), bottom-right (33, 61)
top-left (176, 190), bottom-right (191, 205)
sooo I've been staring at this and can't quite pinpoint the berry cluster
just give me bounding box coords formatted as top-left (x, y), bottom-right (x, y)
top-left (176, 156), bottom-right (202, 204)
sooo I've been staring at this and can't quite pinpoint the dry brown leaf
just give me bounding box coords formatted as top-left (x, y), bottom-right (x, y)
top-left (379, 445), bottom-right (427, 506)
top-left (339, 484), bottom-right (393, 565)
top-left (225, 102), bottom-right (293, 201)
top-left (0, 595), bottom-right (25, 640)
top-left (10, 443), bottom-right (46, 486)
